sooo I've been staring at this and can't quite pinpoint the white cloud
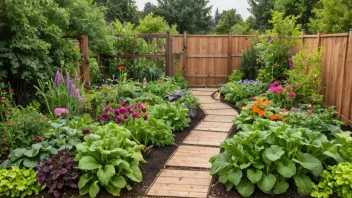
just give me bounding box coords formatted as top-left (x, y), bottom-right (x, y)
top-left (134, 0), bottom-right (251, 19)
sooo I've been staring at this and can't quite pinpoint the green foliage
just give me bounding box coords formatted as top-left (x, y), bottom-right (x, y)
top-left (228, 70), bottom-right (244, 82)
top-left (0, 106), bottom-right (49, 151)
top-left (149, 101), bottom-right (190, 132)
top-left (136, 13), bottom-right (178, 34)
top-left (75, 123), bottom-right (144, 198)
top-left (210, 119), bottom-right (344, 197)
top-left (141, 2), bottom-right (157, 18)
top-left (256, 11), bottom-right (301, 82)
top-left (240, 46), bottom-right (262, 80)
top-left (89, 57), bottom-right (104, 84)
top-left (212, 9), bottom-right (243, 34)
top-left (95, 0), bottom-right (139, 24)
top-left (311, 162), bottom-right (352, 198)
top-left (155, 0), bottom-right (212, 34)
top-left (232, 20), bottom-right (258, 35)
top-left (0, 142), bottom-right (57, 169)
top-left (0, 166), bottom-right (44, 198)
top-left (247, 0), bottom-right (275, 31)
top-left (126, 116), bottom-right (174, 147)
top-left (309, 0), bottom-right (352, 33)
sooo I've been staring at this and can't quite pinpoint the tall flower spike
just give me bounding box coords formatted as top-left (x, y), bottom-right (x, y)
top-left (54, 71), bottom-right (62, 88)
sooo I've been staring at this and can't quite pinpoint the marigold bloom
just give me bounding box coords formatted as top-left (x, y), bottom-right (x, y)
top-left (269, 114), bottom-right (280, 121)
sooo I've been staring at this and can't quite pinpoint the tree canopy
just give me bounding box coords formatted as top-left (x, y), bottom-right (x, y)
top-left (212, 9), bottom-right (243, 34)
top-left (154, 0), bottom-right (212, 34)
top-left (94, 0), bottom-right (139, 24)
top-left (248, 0), bottom-right (275, 32)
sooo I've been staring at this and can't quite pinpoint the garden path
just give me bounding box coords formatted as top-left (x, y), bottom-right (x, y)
top-left (146, 88), bottom-right (238, 198)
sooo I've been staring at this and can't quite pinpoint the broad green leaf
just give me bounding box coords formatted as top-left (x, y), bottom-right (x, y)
top-left (89, 181), bottom-right (100, 198)
top-left (210, 152), bottom-right (231, 174)
top-left (8, 148), bottom-right (26, 161)
top-left (219, 175), bottom-right (228, 184)
top-left (277, 160), bottom-right (296, 178)
top-left (253, 162), bottom-right (264, 169)
top-left (78, 173), bottom-right (92, 189)
top-left (23, 158), bottom-right (38, 168)
top-left (97, 165), bottom-right (115, 185)
top-left (272, 180), bottom-right (289, 194)
top-left (236, 179), bottom-right (255, 197)
top-left (240, 162), bottom-right (251, 169)
top-left (247, 169), bottom-right (262, 184)
top-left (228, 168), bottom-right (242, 185)
top-left (293, 152), bottom-right (323, 177)
top-left (257, 173), bottom-right (276, 193)
top-left (78, 156), bottom-right (102, 170)
top-left (105, 184), bottom-right (121, 196)
top-left (263, 145), bottom-right (285, 162)
top-left (225, 182), bottom-right (234, 191)
top-left (110, 175), bottom-right (126, 188)
top-left (293, 175), bottom-right (313, 195)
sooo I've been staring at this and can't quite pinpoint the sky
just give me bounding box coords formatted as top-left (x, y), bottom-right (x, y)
top-left (135, 0), bottom-right (251, 19)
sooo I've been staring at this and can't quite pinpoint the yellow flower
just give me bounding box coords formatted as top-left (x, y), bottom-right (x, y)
top-left (242, 106), bottom-right (246, 110)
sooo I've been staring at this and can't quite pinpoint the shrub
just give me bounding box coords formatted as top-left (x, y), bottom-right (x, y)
top-left (228, 70), bottom-right (244, 82)
top-left (240, 46), bottom-right (262, 80)
top-left (75, 123), bottom-right (145, 198)
top-left (36, 149), bottom-right (80, 198)
top-left (0, 166), bottom-right (44, 198)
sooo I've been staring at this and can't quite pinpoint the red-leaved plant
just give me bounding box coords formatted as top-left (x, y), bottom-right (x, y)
top-left (35, 149), bottom-right (79, 198)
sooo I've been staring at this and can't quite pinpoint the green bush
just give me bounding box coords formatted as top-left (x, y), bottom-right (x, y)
top-left (240, 46), bottom-right (262, 80)
top-left (228, 70), bottom-right (244, 82)
top-left (0, 166), bottom-right (44, 198)
top-left (75, 123), bottom-right (144, 198)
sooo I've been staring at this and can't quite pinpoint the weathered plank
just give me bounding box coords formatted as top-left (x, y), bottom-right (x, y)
top-left (184, 130), bottom-right (227, 146)
top-left (195, 121), bottom-right (233, 132)
top-left (203, 115), bottom-right (235, 123)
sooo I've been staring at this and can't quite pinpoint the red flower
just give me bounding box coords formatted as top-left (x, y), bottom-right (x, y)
top-left (9, 89), bottom-right (14, 93)
top-left (4, 147), bottom-right (8, 151)
top-left (119, 66), bottom-right (125, 71)
top-left (3, 137), bottom-right (7, 142)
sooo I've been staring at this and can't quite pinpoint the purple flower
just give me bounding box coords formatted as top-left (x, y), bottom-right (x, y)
top-left (127, 106), bottom-right (132, 113)
top-left (35, 136), bottom-right (43, 142)
top-left (291, 107), bottom-right (298, 111)
top-left (123, 114), bottom-right (129, 119)
top-left (121, 101), bottom-right (126, 107)
top-left (104, 106), bottom-right (112, 113)
top-left (74, 72), bottom-right (79, 85)
top-left (54, 108), bottom-right (69, 116)
top-left (114, 109), bottom-right (120, 115)
top-left (82, 129), bottom-right (91, 135)
top-left (288, 92), bottom-right (296, 98)
top-left (266, 36), bottom-right (272, 43)
top-left (78, 96), bottom-right (84, 101)
top-left (54, 71), bottom-right (62, 88)
top-left (102, 113), bottom-right (109, 120)
top-left (116, 116), bottom-right (122, 123)
top-left (143, 114), bottom-right (148, 120)
top-left (119, 107), bottom-right (127, 114)
top-left (141, 107), bottom-right (146, 113)
top-left (281, 108), bottom-right (287, 113)
top-left (132, 112), bottom-right (139, 118)
top-left (307, 110), bottom-right (313, 115)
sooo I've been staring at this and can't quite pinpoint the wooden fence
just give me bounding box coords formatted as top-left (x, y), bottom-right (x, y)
top-left (171, 30), bottom-right (352, 126)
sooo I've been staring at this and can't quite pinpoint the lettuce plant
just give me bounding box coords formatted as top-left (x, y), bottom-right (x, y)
top-left (210, 119), bottom-right (344, 197)
top-left (36, 149), bottom-right (79, 198)
top-left (149, 101), bottom-right (190, 132)
top-left (0, 166), bottom-right (44, 198)
top-left (75, 123), bottom-right (145, 198)
top-left (311, 162), bottom-right (352, 198)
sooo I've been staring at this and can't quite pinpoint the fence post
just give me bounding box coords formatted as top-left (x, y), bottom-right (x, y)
top-left (317, 30), bottom-right (322, 51)
top-left (166, 32), bottom-right (173, 76)
top-left (300, 29), bottom-right (305, 44)
top-left (79, 34), bottom-right (90, 87)
top-left (183, 31), bottom-right (188, 77)
top-left (341, 29), bottom-right (352, 125)
top-left (228, 29), bottom-right (233, 76)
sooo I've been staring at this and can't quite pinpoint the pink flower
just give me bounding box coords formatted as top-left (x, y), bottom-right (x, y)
top-left (270, 86), bottom-right (283, 94)
top-left (301, 104), bottom-right (307, 107)
top-left (288, 92), bottom-right (296, 98)
top-left (123, 114), bottom-right (129, 119)
top-left (114, 109), bottom-right (120, 115)
top-left (141, 107), bottom-right (146, 113)
top-left (286, 85), bottom-right (292, 91)
top-left (143, 114), bottom-right (148, 120)
top-left (121, 101), bottom-right (126, 107)
top-left (273, 81), bottom-right (279, 86)
top-left (132, 112), bottom-right (139, 118)
top-left (35, 136), bottom-right (43, 142)
top-left (307, 110), bottom-right (313, 115)
top-left (104, 106), bottom-right (112, 113)
top-left (119, 107), bottom-right (127, 114)
top-left (116, 116), bottom-right (122, 123)
top-left (291, 107), bottom-right (298, 111)
top-left (54, 108), bottom-right (69, 116)
top-left (281, 108), bottom-right (287, 113)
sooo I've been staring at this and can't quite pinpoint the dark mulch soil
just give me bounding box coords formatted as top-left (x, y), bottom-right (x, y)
top-left (34, 107), bottom-right (205, 198)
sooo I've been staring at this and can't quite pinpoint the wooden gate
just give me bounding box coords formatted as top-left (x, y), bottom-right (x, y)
top-left (172, 32), bottom-right (254, 86)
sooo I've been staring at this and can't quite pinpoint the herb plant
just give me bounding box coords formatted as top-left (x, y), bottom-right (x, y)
top-left (0, 166), bottom-right (44, 198)
top-left (36, 149), bottom-right (79, 198)
top-left (75, 123), bottom-right (145, 198)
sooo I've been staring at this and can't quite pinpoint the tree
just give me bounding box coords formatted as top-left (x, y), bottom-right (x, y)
top-left (214, 8), bottom-right (221, 25)
top-left (94, 0), bottom-right (139, 24)
top-left (154, 0), bottom-right (212, 34)
top-left (136, 13), bottom-right (178, 34)
top-left (309, 0), bottom-right (352, 33)
top-left (247, 0), bottom-right (275, 31)
top-left (142, 2), bottom-right (157, 18)
top-left (213, 9), bottom-right (243, 34)
top-left (232, 19), bottom-right (257, 35)
top-left (274, 0), bottom-right (319, 30)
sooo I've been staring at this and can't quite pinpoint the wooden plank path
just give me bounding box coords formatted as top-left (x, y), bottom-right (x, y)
top-left (146, 89), bottom-right (238, 198)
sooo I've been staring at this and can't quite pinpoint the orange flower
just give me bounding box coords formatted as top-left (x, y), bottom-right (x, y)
top-left (3, 137), bottom-right (7, 142)
top-left (251, 104), bottom-right (265, 116)
top-left (269, 114), bottom-right (280, 121)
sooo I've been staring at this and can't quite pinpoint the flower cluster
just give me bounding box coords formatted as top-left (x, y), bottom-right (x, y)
top-left (98, 102), bottom-right (148, 123)
top-left (269, 81), bottom-right (283, 94)
top-left (251, 98), bottom-right (271, 116)
top-left (54, 108), bottom-right (69, 116)
top-left (238, 79), bottom-right (261, 86)
top-left (54, 71), bottom-right (84, 101)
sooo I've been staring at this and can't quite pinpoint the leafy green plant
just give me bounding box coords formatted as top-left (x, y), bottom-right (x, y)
top-left (149, 101), bottom-right (190, 132)
top-left (228, 70), bottom-right (244, 82)
top-left (210, 119), bottom-right (343, 197)
top-left (240, 46), bottom-right (262, 80)
top-left (0, 166), bottom-right (44, 198)
top-left (75, 123), bottom-right (145, 198)
top-left (311, 162), bottom-right (352, 198)
top-left (0, 142), bottom-right (57, 169)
